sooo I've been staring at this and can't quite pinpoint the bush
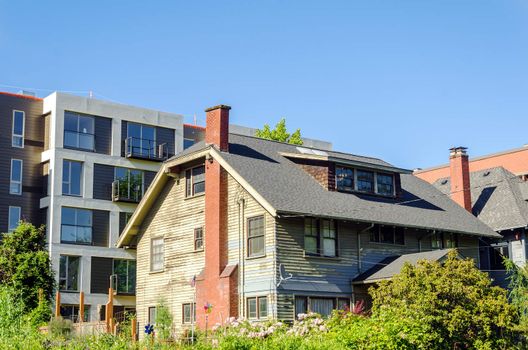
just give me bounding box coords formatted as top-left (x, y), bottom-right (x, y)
top-left (155, 298), bottom-right (173, 341)
top-left (48, 317), bottom-right (74, 339)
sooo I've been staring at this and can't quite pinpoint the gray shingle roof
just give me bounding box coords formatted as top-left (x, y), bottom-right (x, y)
top-left (353, 249), bottom-right (453, 283)
top-left (215, 134), bottom-right (498, 238)
top-left (433, 167), bottom-right (528, 232)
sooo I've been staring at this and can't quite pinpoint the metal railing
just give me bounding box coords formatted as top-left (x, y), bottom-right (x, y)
top-left (124, 137), bottom-right (168, 161)
top-left (112, 180), bottom-right (143, 203)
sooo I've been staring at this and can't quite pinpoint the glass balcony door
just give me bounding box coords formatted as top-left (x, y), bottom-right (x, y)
top-left (127, 123), bottom-right (156, 158)
top-left (115, 167), bottom-right (144, 202)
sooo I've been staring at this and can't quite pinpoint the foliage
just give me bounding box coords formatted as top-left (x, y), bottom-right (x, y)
top-left (368, 250), bottom-right (518, 349)
top-left (255, 118), bottom-right (303, 145)
top-left (0, 221), bottom-right (54, 312)
top-left (155, 298), bottom-right (174, 341)
top-left (48, 317), bottom-right (73, 339)
top-left (505, 258), bottom-right (528, 331)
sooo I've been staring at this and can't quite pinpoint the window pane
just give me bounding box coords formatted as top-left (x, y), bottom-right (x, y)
top-left (310, 298), bottom-right (334, 317)
top-left (11, 160), bottom-right (22, 181)
top-left (59, 256), bottom-right (67, 278)
top-left (64, 113), bottom-right (78, 131)
top-left (336, 167), bottom-right (354, 191)
top-left (149, 307), bottom-right (156, 324)
top-left (61, 225), bottom-right (76, 242)
top-left (380, 226), bottom-right (394, 244)
top-left (78, 116), bottom-right (94, 134)
top-left (357, 170), bottom-right (374, 192)
top-left (247, 298), bottom-right (257, 319)
top-left (394, 227), bottom-right (405, 245)
top-left (128, 261), bottom-right (136, 294)
top-left (183, 304), bottom-right (191, 323)
top-left (370, 225), bottom-right (380, 242)
top-left (67, 256), bottom-right (80, 291)
top-left (258, 297), bottom-right (268, 319)
top-left (128, 123), bottom-right (141, 139)
top-left (295, 297), bottom-right (307, 316)
top-left (305, 236), bottom-right (318, 254)
top-left (431, 233), bottom-right (442, 249)
top-left (8, 207), bottom-right (21, 232)
top-left (193, 182), bottom-right (205, 195)
top-left (248, 217), bottom-right (264, 238)
top-left (249, 237), bottom-right (264, 256)
top-left (79, 133), bottom-right (94, 150)
top-left (64, 131), bottom-right (78, 148)
top-left (377, 173), bottom-right (394, 196)
top-left (337, 298), bottom-right (350, 311)
top-left (323, 238), bottom-right (336, 257)
top-left (61, 207), bottom-right (76, 225)
top-left (13, 111), bottom-right (24, 135)
top-left (142, 125), bottom-right (155, 141)
top-left (76, 209), bottom-right (92, 226)
top-left (70, 162), bottom-right (82, 195)
top-left (78, 226), bottom-right (92, 243)
top-left (192, 166), bottom-right (205, 181)
top-left (12, 136), bottom-right (23, 147)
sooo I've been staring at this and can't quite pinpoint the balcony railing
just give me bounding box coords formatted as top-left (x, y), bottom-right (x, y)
top-left (124, 137), bottom-right (168, 161)
top-left (112, 180), bottom-right (143, 203)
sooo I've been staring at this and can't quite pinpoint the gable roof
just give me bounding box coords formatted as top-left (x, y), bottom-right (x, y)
top-left (118, 134), bottom-right (499, 247)
top-left (433, 167), bottom-right (528, 232)
top-left (353, 249), bottom-right (454, 284)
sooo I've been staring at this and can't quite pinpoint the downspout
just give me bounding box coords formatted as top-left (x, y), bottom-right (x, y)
top-left (237, 197), bottom-right (246, 318)
top-left (358, 224), bottom-right (374, 273)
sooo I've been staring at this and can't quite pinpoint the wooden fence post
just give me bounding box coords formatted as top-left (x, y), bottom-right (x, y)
top-left (105, 288), bottom-right (114, 333)
top-left (55, 291), bottom-right (61, 318)
top-left (79, 291), bottom-right (84, 323)
top-left (131, 317), bottom-right (137, 343)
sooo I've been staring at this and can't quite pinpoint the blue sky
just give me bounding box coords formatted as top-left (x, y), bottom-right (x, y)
top-left (1, 0), bottom-right (527, 169)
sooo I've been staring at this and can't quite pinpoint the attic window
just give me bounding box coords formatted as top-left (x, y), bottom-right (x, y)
top-left (335, 166), bottom-right (395, 197)
top-left (185, 165), bottom-right (205, 197)
top-left (441, 179), bottom-right (448, 185)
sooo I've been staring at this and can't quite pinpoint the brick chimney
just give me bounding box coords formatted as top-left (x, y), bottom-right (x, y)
top-left (195, 104), bottom-right (237, 329)
top-left (449, 147), bottom-right (472, 212)
top-left (205, 105), bottom-right (231, 152)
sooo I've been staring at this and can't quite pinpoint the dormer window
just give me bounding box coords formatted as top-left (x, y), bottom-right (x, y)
top-left (335, 166), bottom-right (395, 197)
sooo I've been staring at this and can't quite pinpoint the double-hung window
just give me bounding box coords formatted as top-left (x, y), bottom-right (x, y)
top-left (247, 296), bottom-right (268, 320)
top-left (151, 237), bottom-right (164, 272)
top-left (369, 225), bottom-right (405, 245)
top-left (304, 218), bottom-right (337, 257)
top-left (194, 227), bottom-right (204, 251)
top-left (247, 216), bottom-right (265, 257)
top-left (185, 165), bottom-right (205, 197)
top-left (335, 166), bottom-right (395, 197)
top-left (10, 159), bottom-right (23, 195)
top-left (321, 220), bottom-right (337, 257)
top-left (12, 110), bottom-right (25, 148)
top-left (59, 255), bottom-right (80, 291)
top-left (64, 111), bottom-right (95, 151)
top-left (356, 170), bottom-right (374, 193)
top-left (115, 167), bottom-right (144, 202)
top-left (182, 303), bottom-right (196, 324)
top-left (336, 167), bottom-right (354, 191)
top-left (62, 160), bottom-right (83, 196)
top-left (8, 206), bottom-right (21, 232)
top-left (61, 207), bottom-right (93, 244)
top-left (113, 259), bottom-right (136, 294)
top-left (304, 218), bottom-right (319, 255)
top-left (376, 173), bottom-right (394, 196)
top-left (431, 232), bottom-right (457, 249)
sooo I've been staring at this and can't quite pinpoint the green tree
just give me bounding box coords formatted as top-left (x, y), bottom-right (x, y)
top-left (504, 258), bottom-right (528, 332)
top-left (0, 222), bottom-right (54, 313)
top-left (369, 250), bottom-right (518, 349)
top-left (255, 118), bottom-right (303, 145)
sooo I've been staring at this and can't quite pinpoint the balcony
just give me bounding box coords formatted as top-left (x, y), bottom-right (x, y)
top-left (124, 137), bottom-right (168, 161)
top-left (112, 180), bottom-right (143, 203)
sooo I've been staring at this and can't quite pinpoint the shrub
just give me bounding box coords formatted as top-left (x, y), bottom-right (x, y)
top-left (155, 298), bottom-right (173, 341)
top-left (48, 317), bottom-right (74, 339)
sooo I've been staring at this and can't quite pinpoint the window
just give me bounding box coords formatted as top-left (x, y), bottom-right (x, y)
top-left (148, 307), bottom-right (157, 324)
top-left (59, 255), bottom-right (80, 291)
top-left (10, 159), bottom-right (23, 195)
top-left (356, 170), bottom-right (374, 193)
top-left (64, 111), bottom-right (95, 151)
top-left (113, 259), bottom-right (136, 294)
top-left (114, 167), bottom-right (144, 201)
top-left (151, 237), bottom-right (164, 272)
top-left (182, 303), bottom-right (196, 324)
top-left (12, 110), bottom-right (24, 148)
top-left (336, 167), bottom-right (354, 191)
top-left (194, 227), bottom-right (204, 251)
top-left (61, 207), bottom-right (92, 244)
top-left (185, 165), bottom-right (205, 197)
top-left (247, 216), bottom-right (265, 257)
top-left (376, 173), bottom-right (394, 196)
top-left (183, 138), bottom-right (195, 150)
top-left (8, 206), bottom-right (21, 232)
top-left (431, 232), bottom-right (442, 249)
top-left (127, 123), bottom-right (156, 158)
top-left (62, 160), bottom-right (83, 196)
top-left (304, 218), bottom-right (337, 257)
top-left (443, 232), bottom-right (457, 248)
top-left (295, 297), bottom-right (350, 318)
top-left (369, 225), bottom-right (405, 245)
top-left (60, 305), bottom-right (90, 323)
top-left (247, 296), bottom-right (268, 320)
top-left (310, 298), bottom-right (334, 317)
top-left (432, 232), bottom-right (457, 249)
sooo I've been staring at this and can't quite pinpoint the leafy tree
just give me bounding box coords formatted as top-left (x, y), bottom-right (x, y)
top-left (369, 250), bottom-right (518, 349)
top-left (0, 222), bottom-right (54, 313)
top-left (255, 118), bottom-right (303, 145)
top-left (504, 258), bottom-right (528, 332)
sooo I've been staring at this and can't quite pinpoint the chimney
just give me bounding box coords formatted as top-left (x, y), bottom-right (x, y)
top-left (449, 147), bottom-right (472, 212)
top-left (205, 105), bottom-right (231, 152)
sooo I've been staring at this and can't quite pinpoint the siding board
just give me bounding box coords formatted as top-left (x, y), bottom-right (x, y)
top-left (91, 257), bottom-right (113, 294)
top-left (93, 164), bottom-right (114, 200)
top-left (93, 209), bottom-right (110, 247)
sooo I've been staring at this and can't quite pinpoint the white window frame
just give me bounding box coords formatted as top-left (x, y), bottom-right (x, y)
top-left (12, 110), bottom-right (25, 148)
top-left (10, 159), bottom-right (23, 195)
top-left (150, 237), bottom-right (164, 272)
top-left (8, 206), bottom-right (21, 232)
top-left (62, 160), bottom-right (83, 196)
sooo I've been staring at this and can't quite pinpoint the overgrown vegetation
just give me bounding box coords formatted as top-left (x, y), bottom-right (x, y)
top-left (255, 118), bottom-right (303, 145)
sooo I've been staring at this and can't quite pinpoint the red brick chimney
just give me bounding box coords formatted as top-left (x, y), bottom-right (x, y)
top-left (205, 104), bottom-right (230, 152)
top-left (449, 147), bottom-right (472, 212)
top-left (195, 104), bottom-right (237, 329)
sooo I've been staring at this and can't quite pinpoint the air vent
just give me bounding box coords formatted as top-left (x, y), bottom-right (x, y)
top-left (483, 171), bottom-right (491, 177)
top-left (441, 179), bottom-right (448, 185)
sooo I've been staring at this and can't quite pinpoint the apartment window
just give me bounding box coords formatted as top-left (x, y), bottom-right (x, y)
top-left (183, 138), bottom-right (195, 150)
top-left (59, 255), bottom-right (80, 291)
top-left (62, 160), bottom-right (83, 196)
top-left (247, 296), bottom-right (268, 320)
top-left (127, 123), bottom-right (156, 158)
top-left (182, 303), bottom-right (196, 324)
top-left (194, 227), bottom-right (204, 251)
top-left (61, 207), bottom-right (92, 244)
top-left (148, 307), bottom-right (157, 324)
top-left (356, 170), bottom-right (374, 193)
top-left (376, 173), bottom-right (394, 196)
top-left (12, 110), bottom-right (24, 148)
top-left (8, 206), bottom-right (21, 232)
top-left (185, 165), bottom-right (205, 197)
top-left (114, 167), bottom-right (144, 202)
top-left (64, 111), bottom-right (95, 151)
top-left (151, 237), bottom-right (164, 272)
top-left (336, 167), bottom-right (354, 192)
top-left (113, 259), bottom-right (136, 294)
top-left (247, 216), bottom-right (265, 257)
top-left (304, 218), bottom-right (337, 257)
top-left (369, 225), bottom-right (404, 245)
top-left (10, 159), bottom-right (23, 195)
top-left (60, 305), bottom-right (90, 323)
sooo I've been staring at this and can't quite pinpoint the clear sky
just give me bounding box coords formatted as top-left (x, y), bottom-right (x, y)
top-left (1, 0), bottom-right (527, 169)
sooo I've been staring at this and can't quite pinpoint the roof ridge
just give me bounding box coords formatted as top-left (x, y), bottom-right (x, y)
top-left (0, 91), bottom-right (42, 101)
